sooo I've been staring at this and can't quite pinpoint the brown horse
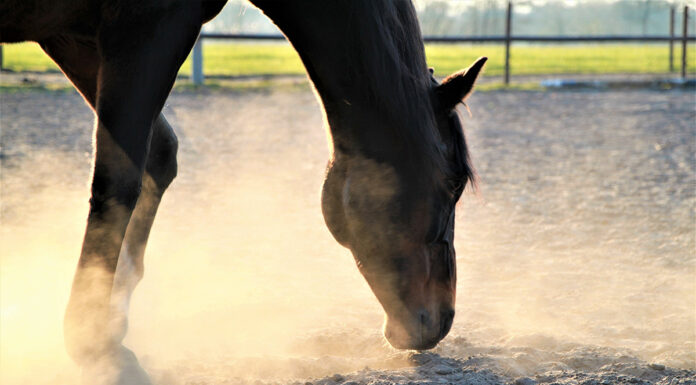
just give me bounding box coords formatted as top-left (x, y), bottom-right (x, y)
top-left (1, 1), bottom-right (486, 383)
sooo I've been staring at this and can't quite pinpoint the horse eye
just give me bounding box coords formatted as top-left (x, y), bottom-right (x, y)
top-left (447, 179), bottom-right (464, 194)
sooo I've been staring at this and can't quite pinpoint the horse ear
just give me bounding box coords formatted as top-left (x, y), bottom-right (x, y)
top-left (436, 57), bottom-right (487, 110)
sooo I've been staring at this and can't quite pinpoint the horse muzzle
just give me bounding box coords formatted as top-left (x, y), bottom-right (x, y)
top-left (383, 307), bottom-right (455, 350)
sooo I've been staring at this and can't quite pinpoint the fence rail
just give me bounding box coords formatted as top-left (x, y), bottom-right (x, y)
top-left (0, 4), bottom-right (692, 84)
top-left (425, 36), bottom-right (696, 42)
top-left (189, 3), bottom-right (692, 85)
top-left (200, 33), bottom-right (696, 43)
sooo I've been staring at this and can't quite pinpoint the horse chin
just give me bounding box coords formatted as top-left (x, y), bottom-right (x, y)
top-left (384, 332), bottom-right (440, 351)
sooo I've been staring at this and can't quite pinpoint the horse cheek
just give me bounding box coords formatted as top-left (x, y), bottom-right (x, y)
top-left (321, 163), bottom-right (350, 247)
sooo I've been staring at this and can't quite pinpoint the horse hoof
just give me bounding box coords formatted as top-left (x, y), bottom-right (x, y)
top-left (81, 346), bottom-right (152, 385)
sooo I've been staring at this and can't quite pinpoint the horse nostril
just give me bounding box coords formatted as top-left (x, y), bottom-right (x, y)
top-left (440, 309), bottom-right (455, 338)
top-left (418, 309), bottom-right (430, 326)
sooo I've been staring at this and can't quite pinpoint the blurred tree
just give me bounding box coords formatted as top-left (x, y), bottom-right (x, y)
top-left (200, 0), bottom-right (687, 38)
top-left (642, 0), bottom-right (653, 35)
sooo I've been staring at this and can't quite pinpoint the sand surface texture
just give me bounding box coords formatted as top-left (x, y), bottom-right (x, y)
top-left (1, 87), bottom-right (694, 385)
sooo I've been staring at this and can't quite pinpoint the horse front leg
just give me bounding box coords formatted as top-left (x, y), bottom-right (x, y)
top-left (64, 122), bottom-right (152, 384)
top-left (110, 115), bottom-right (178, 346)
top-left (39, 41), bottom-right (178, 326)
top-left (39, 34), bottom-right (149, 383)
top-left (82, 116), bottom-right (179, 385)
top-left (60, 8), bottom-right (201, 384)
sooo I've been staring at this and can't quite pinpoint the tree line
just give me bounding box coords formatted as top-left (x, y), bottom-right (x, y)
top-left (203, 0), bottom-right (694, 37)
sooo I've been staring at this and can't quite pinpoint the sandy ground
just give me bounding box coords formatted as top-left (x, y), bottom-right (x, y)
top-left (1, 84), bottom-right (695, 385)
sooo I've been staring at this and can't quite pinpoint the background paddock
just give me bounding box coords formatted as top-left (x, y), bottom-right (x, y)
top-left (1, 85), bottom-right (693, 384)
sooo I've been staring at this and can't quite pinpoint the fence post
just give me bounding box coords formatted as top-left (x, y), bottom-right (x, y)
top-left (192, 36), bottom-right (204, 85)
top-left (682, 6), bottom-right (689, 79)
top-left (669, 6), bottom-right (675, 72)
top-left (504, 1), bottom-right (512, 85)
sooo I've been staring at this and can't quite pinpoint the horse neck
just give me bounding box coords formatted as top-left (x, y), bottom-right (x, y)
top-left (252, 0), bottom-right (438, 164)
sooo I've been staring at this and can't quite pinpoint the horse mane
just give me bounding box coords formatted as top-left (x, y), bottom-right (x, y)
top-left (255, 0), bottom-right (473, 189)
top-left (346, 1), bottom-right (472, 189)
top-left (347, 1), bottom-right (431, 137)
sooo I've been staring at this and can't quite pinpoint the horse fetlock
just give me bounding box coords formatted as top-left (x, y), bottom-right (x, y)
top-left (64, 264), bottom-right (127, 361)
top-left (79, 345), bottom-right (152, 385)
top-left (109, 244), bottom-right (142, 343)
top-left (106, 291), bottom-right (134, 346)
top-left (65, 315), bottom-right (144, 383)
top-left (64, 309), bottom-right (110, 363)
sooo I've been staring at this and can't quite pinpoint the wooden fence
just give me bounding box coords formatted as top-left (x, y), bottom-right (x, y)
top-left (189, 3), bottom-right (693, 85)
top-left (0, 3), bottom-right (692, 85)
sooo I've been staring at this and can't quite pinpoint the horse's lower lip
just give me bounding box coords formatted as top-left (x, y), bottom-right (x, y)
top-left (387, 338), bottom-right (439, 351)
top-left (439, 310), bottom-right (455, 339)
top-left (384, 330), bottom-right (441, 350)
top-left (413, 340), bottom-right (439, 351)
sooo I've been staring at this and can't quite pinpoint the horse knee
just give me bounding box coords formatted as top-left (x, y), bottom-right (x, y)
top-left (153, 135), bottom-right (178, 190)
top-left (147, 118), bottom-right (178, 190)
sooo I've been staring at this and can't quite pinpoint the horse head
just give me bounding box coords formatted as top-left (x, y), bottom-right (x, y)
top-left (322, 57), bottom-right (487, 350)
top-left (249, 0), bottom-right (486, 350)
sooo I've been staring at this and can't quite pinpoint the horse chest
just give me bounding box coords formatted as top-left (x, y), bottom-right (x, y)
top-left (0, 0), bottom-right (96, 43)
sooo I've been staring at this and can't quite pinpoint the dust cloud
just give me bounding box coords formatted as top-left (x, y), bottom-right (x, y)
top-left (1, 88), bottom-right (694, 384)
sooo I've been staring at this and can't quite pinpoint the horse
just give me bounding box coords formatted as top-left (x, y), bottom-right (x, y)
top-left (1, 1), bottom-right (486, 383)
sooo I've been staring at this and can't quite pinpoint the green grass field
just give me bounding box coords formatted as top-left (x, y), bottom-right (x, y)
top-left (2, 41), bottom-right (694, 78)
